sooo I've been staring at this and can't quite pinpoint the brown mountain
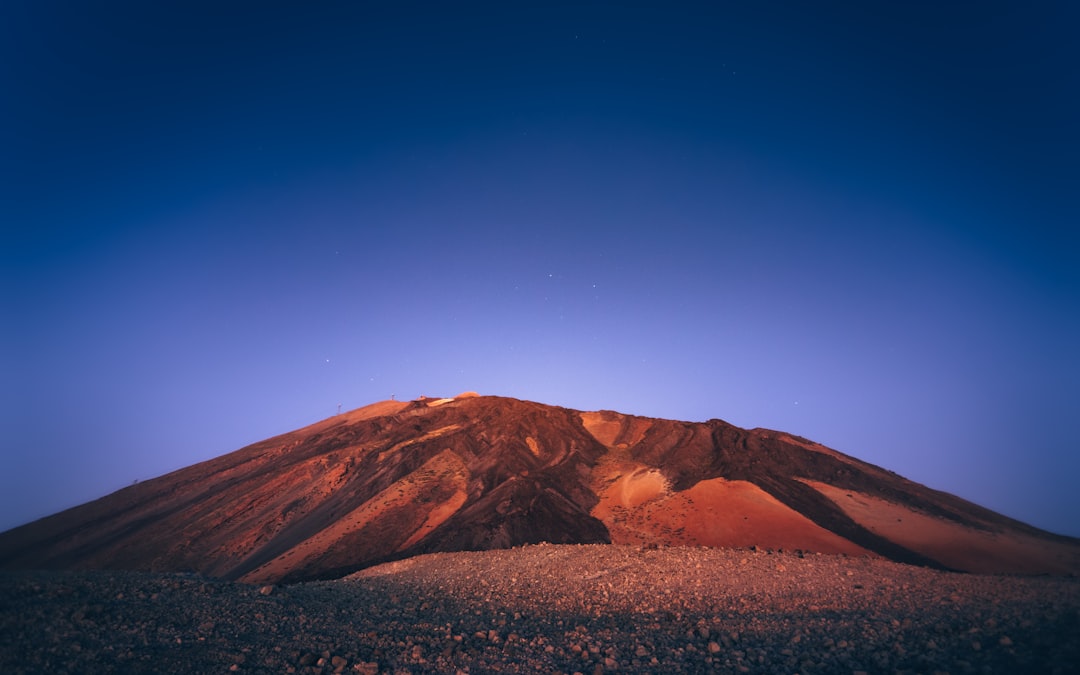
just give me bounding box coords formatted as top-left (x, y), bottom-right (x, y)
top-left (1, 394), bottom-right (1076, 582)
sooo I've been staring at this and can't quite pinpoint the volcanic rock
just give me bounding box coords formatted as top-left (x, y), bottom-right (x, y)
top-left (1, 394), bottom-right (1076, 582)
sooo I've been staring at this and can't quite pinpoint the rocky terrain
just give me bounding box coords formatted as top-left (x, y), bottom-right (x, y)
top-left (3, 394), bottom-right (1077, 583)
top-left (3, 544), bottom-right (1078, 674)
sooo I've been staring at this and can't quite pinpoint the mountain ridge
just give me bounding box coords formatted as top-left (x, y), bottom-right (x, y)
top-left (2, 393), bottom-right (1076, 582)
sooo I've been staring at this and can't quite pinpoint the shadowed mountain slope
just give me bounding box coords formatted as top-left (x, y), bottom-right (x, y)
top-left (2, 394), bottom-right (1077, 582)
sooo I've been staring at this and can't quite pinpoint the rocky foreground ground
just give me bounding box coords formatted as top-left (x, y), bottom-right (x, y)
top-left (2, 544), bottom-right (1078, 674)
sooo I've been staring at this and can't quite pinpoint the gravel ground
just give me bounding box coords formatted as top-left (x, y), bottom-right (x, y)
top-left (2, 544), bottom-right (1078, 674)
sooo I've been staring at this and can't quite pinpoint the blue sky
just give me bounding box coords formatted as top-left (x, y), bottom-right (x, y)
top-left (2, 1), bottom-right (1078, 536)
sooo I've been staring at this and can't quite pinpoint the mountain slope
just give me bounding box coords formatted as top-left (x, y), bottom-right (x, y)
top-left (1, 394), bottom-right (1076, 582)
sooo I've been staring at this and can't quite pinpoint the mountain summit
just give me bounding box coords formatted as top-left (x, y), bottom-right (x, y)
top-left (2, 394), bottom-right (1076, 582)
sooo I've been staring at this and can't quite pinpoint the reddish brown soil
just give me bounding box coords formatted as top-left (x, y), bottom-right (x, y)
top-left (1, 394), bottom-right (1076, 583)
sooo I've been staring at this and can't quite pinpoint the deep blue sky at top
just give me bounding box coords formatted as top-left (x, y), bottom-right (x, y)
top-left (2, 1), bottom-right (1077, 535)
